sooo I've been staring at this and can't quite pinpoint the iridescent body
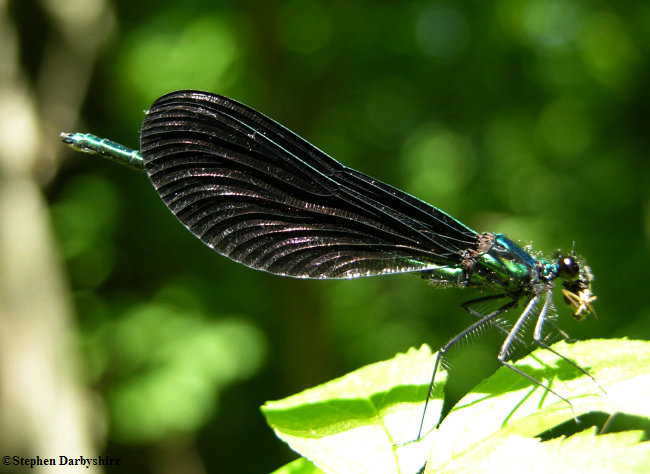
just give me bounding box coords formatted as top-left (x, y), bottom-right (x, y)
top-left (61, 91), bottom-right (598, 440)
top-left (60, 133), bottom-right (144, 170)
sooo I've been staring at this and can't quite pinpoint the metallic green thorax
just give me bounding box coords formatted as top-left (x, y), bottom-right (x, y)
top-left (60, 132), bottom-right (144, 171)
top-left (422, 233), bottom-right (538, 290)
top-left (471, 233), bottom-right (539, 290)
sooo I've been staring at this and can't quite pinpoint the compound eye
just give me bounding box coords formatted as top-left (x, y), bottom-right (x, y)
top-left (557, 255), bottom-right (579, 280)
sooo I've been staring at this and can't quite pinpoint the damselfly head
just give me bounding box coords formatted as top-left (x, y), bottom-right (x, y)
top-left (556, 255), bottom-right (596, 321)
top-left (556, 255), bottom-right (580, 280)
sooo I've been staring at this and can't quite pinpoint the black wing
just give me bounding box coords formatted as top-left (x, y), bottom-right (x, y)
top-left (140, 90), bottom-right (478, 279)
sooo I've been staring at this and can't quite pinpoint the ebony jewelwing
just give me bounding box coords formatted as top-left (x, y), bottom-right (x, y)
top-left (61, 90), bottom-right (599, 440)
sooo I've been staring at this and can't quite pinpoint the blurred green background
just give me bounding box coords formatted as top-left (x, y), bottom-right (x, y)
top-left (1, 0), bottom-right (648, 472)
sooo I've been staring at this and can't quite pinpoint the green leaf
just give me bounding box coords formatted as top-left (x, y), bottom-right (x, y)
top-left (428, 429), bottom-right (649, 473)
top-left (425, 338), bottom-right (650, 472)
top-left (270, 457), bottom-right (324, 474)
top-left (263, 339), bottom-right (650, 473)
top-left (262, 345), bottom-right (444, 473)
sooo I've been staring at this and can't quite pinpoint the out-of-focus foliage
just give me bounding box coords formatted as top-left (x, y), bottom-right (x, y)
top-left (9, 0), bottom-right (649, 472)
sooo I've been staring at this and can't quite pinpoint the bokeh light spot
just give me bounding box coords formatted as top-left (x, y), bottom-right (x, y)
top-left (119, 14), bottom-right (241, 104)
top-left (577, 12), bottom-right (639, 89)
top-left (415, 3), bottom-right (470, 63)
top-left (50, 174), bottom-right (119, 288)
top-left (537, 96), bottom-right (592, 158)
top-left (401, 125), bottom-right (475, 211)
top-left (100, 300), bottom-right (266, 443)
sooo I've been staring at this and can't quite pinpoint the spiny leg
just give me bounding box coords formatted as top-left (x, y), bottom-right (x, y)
top-left (465, 293), bottom-right (597, 392)
top-left (462, 293), bottom-right (529, 346)
top-left (544, 319), bottom-right (573, 342)
top-left (415, 298), bottom-right (518, 441)
top-left (415, 289), bottom-right (600, 442)
top-left (533, 290), bottom-right (605, 394)
top-left (497, 293), bottom-right (578, 418)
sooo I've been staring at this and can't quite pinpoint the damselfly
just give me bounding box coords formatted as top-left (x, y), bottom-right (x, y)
top-left (61, 90), bottom-right (598, 439)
